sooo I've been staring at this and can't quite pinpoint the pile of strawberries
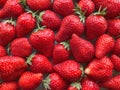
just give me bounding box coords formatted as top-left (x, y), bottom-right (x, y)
top-left (0, 0), bottom-right (120, 90)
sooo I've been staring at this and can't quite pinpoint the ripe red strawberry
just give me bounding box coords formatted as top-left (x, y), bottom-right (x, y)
top-left (53, 60), bottom-right (82, 82)
top-left (67, 82), bottom-right (81, 90)
top-left (78, 0), bottom-right (95, 16)
top-left (27, 54), bottom-right (53, 74)
top-left (0, 56), bottom-right (27, 81)
top-left (107, 19), bottom-right (120, 36)
top-left (19, 71), bottom-right (43, 90)
top-left (43, 73), bottom-right (68, 90)
top-left (16, 12), bottom-right (36, 37)
top-left (0, 45), bottom-right (7, 57)
top-left (30, 29), bottom-right (54, 57)
top-left (39, 10), bottom-right (62, 30)
top-left (0, 0), bottom-right (7, 8)
top-left (0, 82), bottom-right (19, 90)
top-left (0, 21), bottom-right (15, 46)
top-left (85, 56), bottom-right (113, 82)
top-left (53, 0), bottom-right (74, 16)
top-left (52, 41), bottom-right (70, 64)
top-left (55, 15), bottom-right (84, 42)
top-left (95, 34), bottom-right (115, 59)
top-left (0, 0), bottom-right (24, 19)
top-left (70, 34), bottom-right (94, 63)
top-left (10, 38), bottom-right (32, 58)
top-left (113, 38), bottom-right (120, 56)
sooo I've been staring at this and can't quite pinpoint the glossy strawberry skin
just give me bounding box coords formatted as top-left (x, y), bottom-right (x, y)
top-left (86, 15), bottom-right (107, 40)
top-left (30, 29), bottom-right (54, 57)
top-left (55, 15), bottom-right (84, 42)
top-left (0, 0), bottom-right (7, 8)
top-left (95, 34), bottom-right (115, 59)
top-left (19, 71), bottom-right (43, 90)
top-left (0, 56), bottom-right (27, 81)
top-left (0, 22), bottom-right (15, 46)
top-left (113, 38), bottom-right (120, 56)
top-left (70, 34), bottom-right (94, 63)
top-left (16, 12), bottom-right (36, 37)
top-left (53, 60), bottom-right (82, 82)
top-left (0, 45), bottom-right (7, 57)
top-left (10, 38), bottom-right (32, 58)
top-left (30, 54), bottom-right (53, 74)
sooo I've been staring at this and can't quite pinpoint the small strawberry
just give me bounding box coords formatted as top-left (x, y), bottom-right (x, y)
top-left (85, 56), bottom-right (113, 82)
top-left (52, 41), bottom-right (70, 64)
top-left (0, 0), bottom-right (24, 19)
top-left (0, 0), bottom-right (7, 8)
top-left (16, 12), bottom-right (36, 37)
top-left (53, 60), bottom-right (82, 82)
top-left (43, 73), bottom-right (68, 90)
top-left (70, 34), bottom-right (94, 63)
top-left (10, 37), bottom-right (32, 58)
top-left (55, 15), bottom-right (84, 42)
top-left (95, 34), bottom-right (115, 59)
top-left (39, 10), bottom-right (62, 30)
top-left (0, 82), bottom-right (19, 90)
top-left (0, 56), bottom-right (27, 81)
top-left (113, 38), bottom-right (120, 56)
top-left (53, 0), bottom-right (74, 16)
top-left (19, 71), bottom-right (43, 90)
top-left (0, 45), bottom-right (7, 57)
top-left (67, 82), bottom-right (81, 90)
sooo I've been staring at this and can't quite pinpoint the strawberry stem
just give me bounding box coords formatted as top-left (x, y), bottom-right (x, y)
top-left (4, 18), bottom-right (15, 26)
top-left (94, 6), bottom-right (107, 16)
top-left (60, 41), bottom-right (70, 50)
top-left (43, 75), bottom-right (51, 90)
top-left (26, 52), bottom-right (36, 65)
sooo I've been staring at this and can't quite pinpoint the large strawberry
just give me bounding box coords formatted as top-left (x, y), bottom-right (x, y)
top-left (55, 15), bottom-right (84, 42)
top-left (113, 38), bottom-right (120, 56)
top-left (53, 60), bottom-right (82, 82)
top-left (16, 12), bottom-right (36, 37)
top-left (19, 71), bottom-right (43, 90)
top-left (0, 56), bottom-right (27, 81)
top-left (10, 38), bottom-right (32, 58)
top-left (85, 56), bottom-right (113, 82)
top-left (0, 0), bottom-right (7, 8)
top-left (0, 0), bottom-right (24, 19)
top-left (43, 73), bottom-right (68, 90)
top-left (95, 34), bottom-right (115, 58)
top-left (70, 34), bottom-right (94, 63)
top-left (0, 45), bottom-right (7, 57)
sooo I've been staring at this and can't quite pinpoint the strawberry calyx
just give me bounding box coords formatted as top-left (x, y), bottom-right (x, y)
top-left (25, 9), bottom-right (38, 18)
top-left (43, 75), bottom-right (51, 90)
top-left (79, 65), bottom-right (85, 81)
top-left (26, 52), bottom-right (36, 65)
top-left (33, 22), bottom-right (46, 32)
top-left (60, 41), bottom-right (70, 50)
top-left (39, 11), bottom-right (45, 22)
top-left (94, 6), bottom-right (107, 16)
top-left (20, 0), bottom-right (27, 8)
top-left (70, 82), bottom-right (81, 90)
top-left (4, 18), bottom-right (15, 26)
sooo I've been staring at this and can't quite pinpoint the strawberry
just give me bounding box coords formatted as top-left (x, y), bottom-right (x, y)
top-left (0, 0), bottom-right (24, 19)
top-left (53, 60), bottom-right (82, 82)
top-left (0, 45), bottom-right (7, 57)
top-left (27, 54), bottom-right (53, 74)
top-left (39, 10), bottom-right (62, 30)
top-left (19, 71), bottom-right (43, 90)
top-left (70, 34), bottom-right (94, 63)
top-left (52, 41), bottom-right (70, 64)
top-left (95, 34), bottom-right (115, 59)
top-left (16, 12), bottom-right (36, 37)
top-left (85, 56), bottom-right (113, 82)
top-left (107, 19), bottom-right (120, 36)
top-left (0, 56), bottom-right (27, 81)
top-left (0, 21), bottom-right (15, 46)
top-left (30, 28), bottom-right (54, 57)
top-left (113, 38), bottom-right (120, 56)
top-left (0, 0), bottom-right (7, 8)
top-left (10, 38), bottom-right (32, 58)
top-left (53, 0), bottom-right (74, 16)
top-left (67, 82), bottom-right (81, 90)
top-left (43, 73), bottom-right (68, 90)
top-left (55, 15), bottom-right (84, 42)
top-left (0, 82), bottom-right (19, 90)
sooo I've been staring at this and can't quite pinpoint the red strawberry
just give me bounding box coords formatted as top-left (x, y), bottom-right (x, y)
top-left (19, 71), bottom-right (43, 90)
top-left (27, 54), bottom-right (53, 74)
top-left (55, 15), bottom-right (84, 42)
top-left (30, 29), bottom-right (54, 57)
top-left (70, 34), bottom-right (94, 63)
top-left (85, 56), bottom-right (113, 82)
top-left (107, 19), bottom-right (120, 36)
top-left (16, 12), bottom-right (36, 37)
top-left (53, 60), bottom-right (82, 82)
top-left (0, 21), bottom-right (15, 46)
top-left (53, 0), bottom-right (74, 16)
top-left (113, 38), bottom-right (120, 56)
top-left (0, 82), bottom-right (19, 90)
top-left (0, 56), bottom-right (27, 81)
top-left (39, 10), bottom-right (62, 30)
top-left (43, 73), bottom-right (68, 90)
top-left (52, 41), bottom-right (70, 64)
top-left (10, 38), bottom-right (32, 58)
top-left (0, 0), bottom-right (7, 8)
top-left (0, 45), bottom-right (7, 57)
top-left (0, 0), bottom-right (24, 19)
top-left (67, 82), bottom-right (81, 90)
top-left (95, 34), bottom-right (115, 58)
